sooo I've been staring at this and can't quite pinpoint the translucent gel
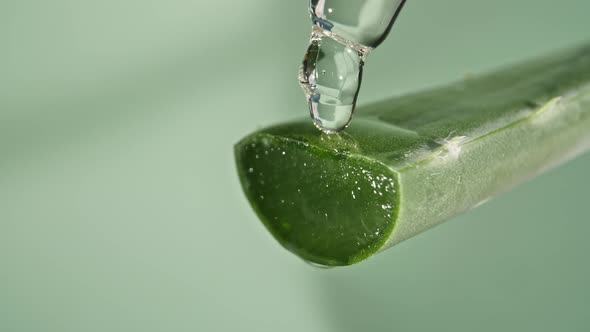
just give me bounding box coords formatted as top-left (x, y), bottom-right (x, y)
top-left (299, 0), bottom-right (406, 133)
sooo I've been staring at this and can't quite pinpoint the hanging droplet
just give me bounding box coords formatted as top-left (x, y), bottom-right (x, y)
top-left (299, 0), bottom-right (406, 134)
top-left (300, 27), bottom-right (366, 133)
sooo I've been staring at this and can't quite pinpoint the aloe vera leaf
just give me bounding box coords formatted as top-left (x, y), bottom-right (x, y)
top-left (234, 44), bottom-right (590, 266)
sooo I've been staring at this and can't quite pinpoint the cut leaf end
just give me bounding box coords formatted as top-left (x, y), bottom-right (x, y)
top-left (235, 131), bottom-right (399, 266)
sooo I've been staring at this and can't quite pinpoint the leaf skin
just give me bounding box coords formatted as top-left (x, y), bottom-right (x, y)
top-left (235, 44), bottom-right (590, 266)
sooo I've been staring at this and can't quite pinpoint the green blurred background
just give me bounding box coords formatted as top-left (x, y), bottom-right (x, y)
top-left (2, 1), bottom-right (590, 331)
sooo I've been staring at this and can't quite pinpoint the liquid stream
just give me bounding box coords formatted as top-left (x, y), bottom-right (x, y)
top-left (299, 0), bottom-right (406, 133)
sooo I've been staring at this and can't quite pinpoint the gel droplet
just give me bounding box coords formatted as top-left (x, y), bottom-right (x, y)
top-left (299, 0), bottom-right (406, 134)
top-left (300, 31), bottom-right (364, 133)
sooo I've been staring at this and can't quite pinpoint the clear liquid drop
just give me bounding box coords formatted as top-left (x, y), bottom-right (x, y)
top-left (300, 28), bottom-right (365, 133)
top-left (300, 0), bottom-right (406, 134)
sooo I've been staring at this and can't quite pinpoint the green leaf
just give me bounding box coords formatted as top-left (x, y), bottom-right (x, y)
top-left (234, 44), bottom-right (590, 266)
